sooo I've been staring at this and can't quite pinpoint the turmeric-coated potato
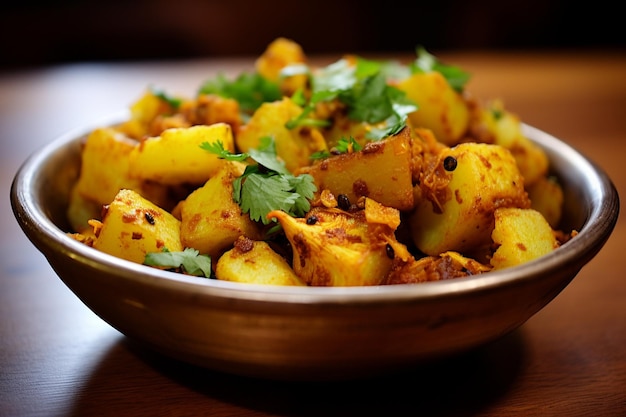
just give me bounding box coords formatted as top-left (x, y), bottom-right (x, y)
top-left (128, 123), bottom-right (234, 185)
top-left (475, 104), bottom-right (549, 187)
top-left (73, 127), bottom-right (171, 209)
top-left (398, 71), bottom-right (470, 145)
top-left (178, 161), bottom-right (264, 260)
top-left (117, 90), bottom-right (176, 139)
top-left (300, 126), bottom-right (415, 211)
top-left (216, 236), bottom-right (306, 286)
top-left (409, 142), bottom-right (530, 256)
top-left (255, 37), bottom-right (308, 95)
top-left (490, 207), bottom-right (558, 269)
top-left (236, 97), bottom-right (327, 173)
top-left (93, 189), bottom-right (183, 264)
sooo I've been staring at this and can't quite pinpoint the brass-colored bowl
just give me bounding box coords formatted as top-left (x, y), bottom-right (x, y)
top-left (10, 115), bottom-right (619, 380)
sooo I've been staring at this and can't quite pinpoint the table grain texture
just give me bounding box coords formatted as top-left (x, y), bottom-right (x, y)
top-left (1, 50), bottom-right (624, 416)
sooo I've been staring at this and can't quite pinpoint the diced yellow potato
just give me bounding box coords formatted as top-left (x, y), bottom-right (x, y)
top-left (117, 90), bottom-right (175, 139)
top-left (236, 97), bottom-right (327, 173)
top-left (93, 189), bottom-right (183, 264)
top-left (490, 207), bottom-right (558, 269)
top-left (73, 127), bottom-right (171, 208)
top-left (128, 123), bottom-right (234, 185)
top-left (178, 161), bottom-right (264, 260)
top-left (299, 126), bottom-right (414, 211)
top-left (216, 236), bottom-right (306, 286)
top-left (527, 175), bottom-right (564, 229)
top-left (409, 142), bottom-right (530, 256)
top-left (398, 71), bottom-right (470, 145)
top-left (477, 104), bottom-right (549, 187)
top-left (255, 37), bottom-right (308, 95)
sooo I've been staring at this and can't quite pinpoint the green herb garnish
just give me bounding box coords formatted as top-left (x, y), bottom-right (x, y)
top-left (284, 58), bottom-right (416, 140)
top-left (144, 248), bottom-right (212, 277)
top-left (202, 137), bottom-right (316, 224)
top-left (197, 72), bottom-right (282, 113)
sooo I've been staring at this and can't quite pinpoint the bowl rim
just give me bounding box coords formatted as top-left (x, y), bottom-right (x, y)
top-left (10, 113), bottom-right (620, 305)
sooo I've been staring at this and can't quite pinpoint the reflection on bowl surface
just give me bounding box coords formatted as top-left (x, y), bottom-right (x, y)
top-left (10, 118), bottom-right (620, 380)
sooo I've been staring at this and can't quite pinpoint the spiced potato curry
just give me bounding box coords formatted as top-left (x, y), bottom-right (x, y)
top-left (67, 37), bottom-right (574, 286)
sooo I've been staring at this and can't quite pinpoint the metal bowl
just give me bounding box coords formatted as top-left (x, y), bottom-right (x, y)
top-left (10, 116), bottom-right (619, 380)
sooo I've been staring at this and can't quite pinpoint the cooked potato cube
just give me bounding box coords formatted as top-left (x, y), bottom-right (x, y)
top-left (93, 189), bottom-right (183, 264)
top-left (178, 161), bottom-right (264, 260)
top-left (128, 123), bottom-right (234, 185)
top-left (490, 207), bottom-right (558, 269)
top-left (236, 97), bottom-right (327, 173)
top-left (255, 37), bottom-right (308, 95)
top-left (398, 71), bottom-right (470, 145)
top-left (476, 103), bottom-right (549, 187)
top-left (216, 236), bottom-right (306, 286)
top-left (410, 142), bottom-right (530, 256)
top-left (299, 126), bottom-right (414, 211)
top-left (73, 127), bottom-right (171, 208)
top-left (117, 90), bottom-right (176, 139)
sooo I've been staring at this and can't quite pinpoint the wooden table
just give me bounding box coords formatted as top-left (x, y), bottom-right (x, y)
top-left (1, 50), bottom-right (624, 416)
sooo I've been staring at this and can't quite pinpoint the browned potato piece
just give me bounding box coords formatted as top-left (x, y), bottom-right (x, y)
top-left (490, 207), bottom-right (558, 269)
top-left (299, 126), bottom-right (414, 211)
top-left (216, 236), bottom-right (306, 286)
top-left (398, 71), bottom-right (470, 145)
top-left (178, 161), bottom-right (264, 260)
top-left (128, 123), bottom-right (234, 185)
top-left (410, 142), bottom-right (530, 256)
top-left (92, 189), bottom-right (183, 264)
top-left (268, 198), bottom-right (409, 286)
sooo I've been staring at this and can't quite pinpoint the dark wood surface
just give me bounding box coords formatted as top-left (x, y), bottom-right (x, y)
top-left (1, 50), bottom-right (624, 416)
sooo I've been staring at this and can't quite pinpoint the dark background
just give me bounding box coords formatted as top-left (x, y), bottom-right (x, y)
top-left (1, 0), bottom-right (623, 71)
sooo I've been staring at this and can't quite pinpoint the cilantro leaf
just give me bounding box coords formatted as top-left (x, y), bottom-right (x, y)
top-left (342, 72), bottom-right (394, 124)
top-left (205, 136), bottom-right (316, 225)
top-left (246, 136), bottom-right (289, 174)
top-left (144, 248), bottom-right (212, 277)
top-left (198, 72), bottom-right (282, 113)
top-left (200, 140), bottom-right (249, 162)
top-left (286, 57), bottom-right (416, 138)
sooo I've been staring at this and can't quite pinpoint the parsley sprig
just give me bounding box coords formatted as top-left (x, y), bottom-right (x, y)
top-left (201, 137), bottom-right (316, 224)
